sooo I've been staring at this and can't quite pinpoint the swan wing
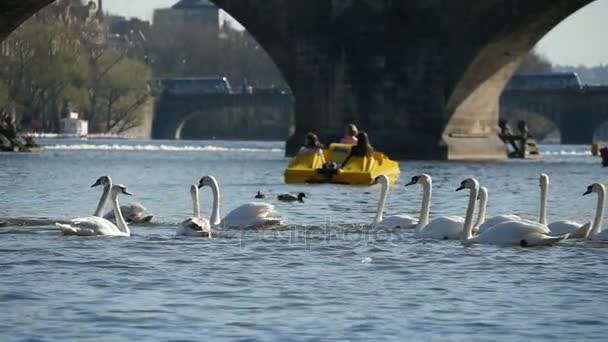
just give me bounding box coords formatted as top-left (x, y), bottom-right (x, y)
top-left (519, 233), bottom-right (568, 247)
top-left (177, 217), bottom-right (211, 237)
top-left (377, 215), bottom-right (417, 228)
top-left (57, 216), bottom-right (126, 236)
top-left (126, 202), bottom-right (147, 214)
top-left (224, 203), bottom-right (276, 221)
top-left (474, 221), bottom-right (558, 246)
top-left (416, 216), bottom-right (464, 240)
top-left (478, 214), bottom-right (521, 233)
top-left (548, 220), bottom-right (585, 237)
top-left (103, 203), bottom-right (151, 224)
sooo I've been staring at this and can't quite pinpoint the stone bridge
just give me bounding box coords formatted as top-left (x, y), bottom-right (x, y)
top-left (501, 86), bottom-right (608, 144)
top-left (0, 0), bottom-right (596, 159)
top-left (151, 91), bottom-right (293, 140)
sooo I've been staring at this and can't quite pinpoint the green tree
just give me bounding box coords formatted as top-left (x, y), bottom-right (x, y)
top-left (97, 55), bottom-right (152, 133)
top-left (0, 9), bottom-right (153, 134)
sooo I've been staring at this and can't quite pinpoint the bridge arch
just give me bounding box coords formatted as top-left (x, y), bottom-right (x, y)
top-left (151, 92), bottom-right (293, 141)
top-left (0, 0), bottom-right (601, 158)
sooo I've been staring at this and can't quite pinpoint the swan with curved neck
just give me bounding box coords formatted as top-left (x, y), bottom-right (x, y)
top-left (403, 174), bottom-right (464, 240)
top-left (584, 183), bottom-right (608, 241)
top-left (56, 184), bottom-right (132, 237)
top-left (539, 174), bottom-right (590, 238)
top-left (373, 175), bottom-right (417, 228)
top-left (91, 176), bottom-right (153, 224)
top-left (177, 184), bottom-right (211, 237)
top-left (198, 175), bottom-right (282, 228)
top-left (457, 178), bottom-right (567, 247)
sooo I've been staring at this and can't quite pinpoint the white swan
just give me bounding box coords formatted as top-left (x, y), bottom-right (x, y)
top-left (56, 184), bottom-right (132, 237)
top-left (177, 184), bottom-right (212, 237)
top-left (475, 186), bottom-right (522, 234)
top-left (402, 174), bottom-right (464, 240)
top-left (198, 175), bottom-right (282, 228)
top-left (539, 174), bottom-right (590, 238)
top-left (458, 178), bottom-right (567, 247)
top-left (584, 183), bottom-right (608, 241)
top-left (91, 176), bottom-right (153, 224)
top-left (374, 175), bottom-right (418, 228)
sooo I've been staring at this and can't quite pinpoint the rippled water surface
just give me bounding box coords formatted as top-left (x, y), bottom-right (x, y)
top-left (1, 139), bottom-right (607, 341)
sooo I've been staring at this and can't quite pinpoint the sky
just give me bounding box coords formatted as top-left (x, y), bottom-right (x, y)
top-left (103, 0), bottom-right (608, 67)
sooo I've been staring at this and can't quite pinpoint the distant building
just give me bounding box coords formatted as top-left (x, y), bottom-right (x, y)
top-left (61, 112), bottom-right (88, 136)
top-left (105, 15), bottom-right (150, 53)
top-left (153, 0), bottom-right (219, 36)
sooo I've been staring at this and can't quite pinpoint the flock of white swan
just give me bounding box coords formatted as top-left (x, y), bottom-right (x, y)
top-left (57, 175), bottom-right (281, 238)
top-left (56, 173), bottom-right (608, 247)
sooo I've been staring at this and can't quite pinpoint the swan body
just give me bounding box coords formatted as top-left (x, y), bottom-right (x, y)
top-left (404, 174), bottom-right (464, 240)
top-left (377, 215), bottom-right (418, 228)
top-left (458, 178), bottom-right (567, 247)
top-left (415, 216), bottom-right (465, 240)
top-left (103, 202), bottom-right (153, 224)
top-left (584, 183), bottom-right (608, 241)
top-left (177, 184), bottom-right (211, 237)
top-left (57, 184), bottom-right (132, 237)
top-left (221, 203), bottom-right (282, 228)
top-left (374, 175), bottom-right (417, 228)
top-left (539, 174), bottom-right (590, 238)
top-left (199, 175), bottom-right (282, 228)
top-left (91, 176), bottom-right (153, 224)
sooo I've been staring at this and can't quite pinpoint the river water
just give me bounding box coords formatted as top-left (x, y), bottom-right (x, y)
top-left (0, 139), bottom-right (606, 341)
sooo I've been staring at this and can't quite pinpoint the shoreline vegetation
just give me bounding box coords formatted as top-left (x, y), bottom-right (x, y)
top-left (0, 115), bottom-right (41, 152)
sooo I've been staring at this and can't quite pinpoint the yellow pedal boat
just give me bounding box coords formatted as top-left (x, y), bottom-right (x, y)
top-left (284, 143), bottom-right (400, 185)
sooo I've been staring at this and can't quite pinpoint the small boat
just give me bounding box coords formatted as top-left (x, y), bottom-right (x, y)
top-left (284, 143), bottom-right (400, 185)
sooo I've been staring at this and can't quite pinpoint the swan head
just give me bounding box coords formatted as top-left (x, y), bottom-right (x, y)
top-left (110, 184), bottom-right (132, 196)
top-left (190, 184), bottom-right (198, 195)
top-left (456, 178), bottom-right (479, 192)
top-left (91, 176), bottom-right (111, 188)
top-left (374, 175), bottom-right (389, 186)
top-left (298, 192), bottom-right (306, 200)
top-left (583, 183), bottom-right (605, 196)
top-left (405, 174), bottom-right (431, 187)
top-left (539, 174), bottom-right (549, 187)
top-left (198, 175), bottom-right (218, 189)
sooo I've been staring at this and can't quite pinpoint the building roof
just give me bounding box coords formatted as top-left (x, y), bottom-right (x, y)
top-left (172, 0), bottom-right (216, 9)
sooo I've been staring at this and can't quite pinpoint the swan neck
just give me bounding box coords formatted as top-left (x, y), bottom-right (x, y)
top-left (209, 179), bottom-right (221, 226)
top-left (374, 180), bottom-right (389, 224)
top-left (419, 182), bottom-right (431, 226)
top-left (474, 188), bottom-right (487, 228)
top-left (463, 184), bottom-right (479, 242)
top-left (191, 187), bottom-right (201, 218)
top-left (111, 192), bottom-right (130, 235)
top-left (93, 183), bottom-right (111, 217)
top-left (539, 181), bottom-right (548, 225)
top-left (591, 186), bottom-right (606, 236)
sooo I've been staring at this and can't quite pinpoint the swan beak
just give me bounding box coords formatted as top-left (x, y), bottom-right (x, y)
top-left (91, 181), bottom-right (101, 188)
top-left (124, 191), bottom-right (133, 196)
top-left (455, 185), bottom-right (465, 192)
top-left (583, 190), bottom-right (592, 196)
top-left (405, 180), bottom-right (416, 187)
top-left (197, 183), bottom-right (204, 189)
